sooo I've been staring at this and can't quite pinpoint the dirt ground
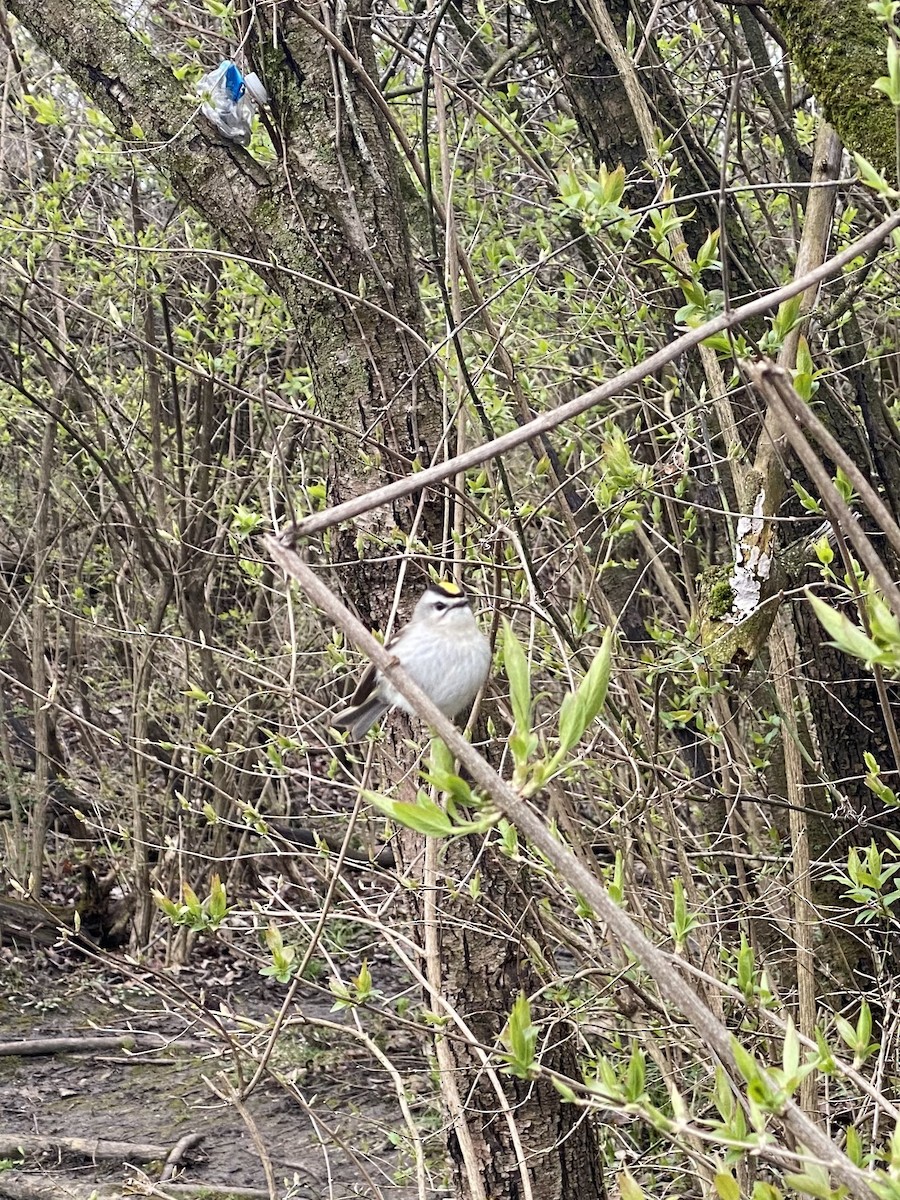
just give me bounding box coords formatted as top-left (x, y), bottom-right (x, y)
top-left (0, 938), bottom-right (437, 1200)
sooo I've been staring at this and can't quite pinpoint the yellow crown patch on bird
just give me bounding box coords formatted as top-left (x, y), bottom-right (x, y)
top-left (432, 579), bottom-right (463, 597)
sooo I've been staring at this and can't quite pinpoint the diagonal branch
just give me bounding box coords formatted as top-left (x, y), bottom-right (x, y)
top-left (289, 207), bottom-right (900, 539)
top-left (749, 361), bottom-right (900, 619)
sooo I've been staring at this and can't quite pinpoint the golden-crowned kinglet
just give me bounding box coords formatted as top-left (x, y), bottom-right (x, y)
top-left (333, 580), bottom-right (491, 740)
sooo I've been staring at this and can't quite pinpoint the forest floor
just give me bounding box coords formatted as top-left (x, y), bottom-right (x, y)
top-left (0, 921), bottom-right (434, 1200)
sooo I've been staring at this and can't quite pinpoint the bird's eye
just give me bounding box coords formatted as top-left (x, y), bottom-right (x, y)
top-left (434, 601), bottom-right (446, 612)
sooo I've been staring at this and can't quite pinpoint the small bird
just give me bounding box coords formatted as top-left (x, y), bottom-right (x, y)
top-left (333, 580), bottom-right (491, 741)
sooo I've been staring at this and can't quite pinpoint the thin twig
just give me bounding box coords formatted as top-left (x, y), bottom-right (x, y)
top-left (204, 1074), bottom-right (278, 1200)
top-left (770, 614), bottom-right (817, 1115)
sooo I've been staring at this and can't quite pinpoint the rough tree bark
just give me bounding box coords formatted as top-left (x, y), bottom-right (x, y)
top-left (743, 0), bottom-right (900, 814)
top-left (422, 836), bottom-right (608, 1199)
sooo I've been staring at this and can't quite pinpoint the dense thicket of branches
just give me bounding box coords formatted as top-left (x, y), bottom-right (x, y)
top-left (5, 0), bottom-right (900, 1197)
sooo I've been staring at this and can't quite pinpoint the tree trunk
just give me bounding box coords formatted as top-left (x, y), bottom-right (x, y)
top-left (526, 0), bottom-right (752, 245)
top-left (428, 836), bottom-right (606, 1200)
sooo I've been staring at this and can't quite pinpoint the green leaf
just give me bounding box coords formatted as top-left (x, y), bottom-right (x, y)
top-left (714, 1067), bottom-right (735, 1122)
top-left (354, 959), bottom-right (374, 1001)
top-left (182, 883), bottom-right (202, 916)
top-left (866, 588), bottom-right (900, 650)
top-left (784, 1162), bottom-right (842, 1200)
top-left (772, 293), bottom-right (802, 343)
top-left (815, 537), bottom-right (834, 566)
top-left (695, 229), bottom-right (721, 272)
top-left (552, 1077), bottom-right (578, 1103)
top-left (793, 480), bottom-right (823, 514)
top-left (608, 850), bottom-right (625, 904)
top-left (874, 37), bottom-right (900, 104)
top-left (502, 619), bottom-right (532, 733)
top-left (807, 591), bottom-right (883, 666)
top-left (501, 993), bottom-right (538, 1079)
top-left (857, 999), bottom-right (873, 1049)
top-left (424, 738), bottom-right (474, 805)
top-left (264, 923), bottom-right (284, 954)
top-left (557, 689), bottom-right (585, 760)
top-left (555, 629), bottom-right (613, 760)
top-left (624, 1041), bottom-right (645, 1102)
top-left (261, 923), bottom-right (296, 983)
top-left (854, 151), bottom-right (900, 198)
top-left (813, 1027), bottom-right (836, 1075)
top-left (834, 467), bottom-right (854, 504)
top-left (208, 874), bottom-right (227, 925)
top-left (329, 978), bottom-right (353, 1011)
top-left (499, 820), bottom-right (518, 856)
top-left (509, 727), bottom-right (539, 770)
top-left (152, 891), bottom-right (180, 921)
top-left (737, 932), bottom-right (755, 1000)
top-left (364, 790), bottom-right (455, 838)
top-left (702, 330), bottom-right (735, 354)
top-left (669, 877), bottom-right (698, 951)
top-left (578, 628), bottom-right (613, 728)
top-left (715, 1171), bottom-right (740, 1200)
top-left (429, 736), bottom-right (455, 778)
top-left (751, 1186), bottom-right (783, 1200)
top-left (618, 1170), bottom-right (648, 1200)
top-left (793, 335), bottom-right (818, 401)
top-left (846, 1125), bottom-right (863, 1167)
top-left (598, 162), bottom-right (626, 207)
top-left (732, 1037), bottom-right (763, 1087)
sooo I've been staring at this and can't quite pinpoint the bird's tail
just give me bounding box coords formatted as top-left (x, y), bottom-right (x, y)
top-left (332, 696), bottom-right (391, 741)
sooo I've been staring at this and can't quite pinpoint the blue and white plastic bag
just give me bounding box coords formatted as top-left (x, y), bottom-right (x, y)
top-left (198, 60), bottom-right (268, 146)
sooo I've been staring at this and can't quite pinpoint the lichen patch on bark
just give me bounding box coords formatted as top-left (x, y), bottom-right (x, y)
top-left (730, 489), bottom-right (773, 620)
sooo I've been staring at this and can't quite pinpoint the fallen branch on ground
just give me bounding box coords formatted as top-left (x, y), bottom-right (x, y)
top-left (0, 1175), bottom-right (268, 1200)
top-left (0, 1035), bottom-right (206, 1057)
top-left (159, 1133), bottom-right (205, 1182)
top-left (0, 1134), bottom-right (175, 1162)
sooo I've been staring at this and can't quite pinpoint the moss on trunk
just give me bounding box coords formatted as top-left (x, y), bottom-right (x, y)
top-left (765, 0), bottom-right (896, 177)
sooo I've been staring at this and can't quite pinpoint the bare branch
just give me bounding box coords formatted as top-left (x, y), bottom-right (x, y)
top-left (748, 360), bottom-right (900, 620)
